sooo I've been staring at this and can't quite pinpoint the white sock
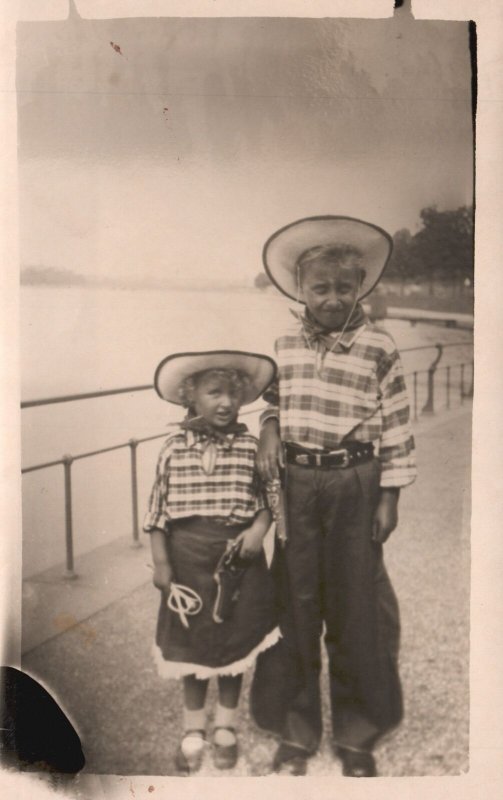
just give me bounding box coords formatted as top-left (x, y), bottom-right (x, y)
top-left (183, 706), bottom-right (206, 735)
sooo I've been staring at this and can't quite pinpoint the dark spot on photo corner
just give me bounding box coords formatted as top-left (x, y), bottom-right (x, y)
top-left (0, 667), bottom-right (85, 775)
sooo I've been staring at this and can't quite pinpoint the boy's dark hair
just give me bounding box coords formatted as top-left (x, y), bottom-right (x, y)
top-left (178, 368), bottom-right (251, 409)
top-left (296, 244), bottom-right (367, 284)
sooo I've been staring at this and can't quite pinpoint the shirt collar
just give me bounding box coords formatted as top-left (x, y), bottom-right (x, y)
top-left (334, 322), bottom-right (367, 350)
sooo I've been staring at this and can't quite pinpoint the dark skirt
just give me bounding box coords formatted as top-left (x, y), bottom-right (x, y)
top-left (154, 516), bottom-right (279, 678)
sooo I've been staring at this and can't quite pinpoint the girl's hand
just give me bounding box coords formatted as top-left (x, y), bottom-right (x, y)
top-left (152, 562), bottom-right (173, 593)
top-left (236, 527), bottom-right (264, 560)
top-left (257, 419), bottom-right (284, 481)
top-left (372, 489), bottom-right (399, 544)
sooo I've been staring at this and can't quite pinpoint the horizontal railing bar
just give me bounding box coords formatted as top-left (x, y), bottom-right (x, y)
top-left (400, 341), bottom-right (472, 354)
top-left (134, 432), bottom-right (175, 445)
top-left (20, 341), bottom-right (472, 410)
top-left (21, 458), bottom-right (64, 474)
top-left (21, 383), bottom-right (153, 409)
top-left (72, 442), bottom-right (131, 461)
top-left (404, 360), bottom-right (472, 377)
top-left (22, 432), bottom-right (171, 475)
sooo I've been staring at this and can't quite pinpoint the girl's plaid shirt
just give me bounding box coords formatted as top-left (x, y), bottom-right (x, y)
top-left (143, 427), bottom-right (266, 532)
top-left (261, 321), bottom-right (417, 489)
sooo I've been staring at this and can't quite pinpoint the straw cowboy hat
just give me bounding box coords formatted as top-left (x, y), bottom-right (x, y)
top-left (154, 350), bottom-right (277, 405)
top-left (262, 215), bottom-right (393, 302)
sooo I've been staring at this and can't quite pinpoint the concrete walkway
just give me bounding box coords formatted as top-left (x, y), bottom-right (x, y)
top-left (22, 406), bottom-right (471, 777)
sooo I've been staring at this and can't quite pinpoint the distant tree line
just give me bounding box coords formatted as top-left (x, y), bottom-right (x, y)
top-left (254, 205), bottom-right (474, 296)
top-left (386, 205), bottom-right (474, 296)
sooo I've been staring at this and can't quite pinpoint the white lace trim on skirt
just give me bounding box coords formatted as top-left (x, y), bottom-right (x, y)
top-left (153, 626), bottom-right (281, 680)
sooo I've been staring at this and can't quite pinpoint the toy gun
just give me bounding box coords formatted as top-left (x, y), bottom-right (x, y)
top-left (213, 539), bottom-right (250, 623)
top-left (266, 470), bottom-right (288, 546)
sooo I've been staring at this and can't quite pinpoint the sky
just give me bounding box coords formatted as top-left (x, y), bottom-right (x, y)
top-left (17, 12), bottom-right (474, 286)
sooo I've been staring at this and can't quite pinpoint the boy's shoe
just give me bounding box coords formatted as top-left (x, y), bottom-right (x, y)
top-left (272, 742), bottom-right (308, 776)
top-left (336, 746), bottom-right (377, 777)
top-left (174, 730), bottom-right (206, 776)
top-left (212, 726), bottom-right (238, 769)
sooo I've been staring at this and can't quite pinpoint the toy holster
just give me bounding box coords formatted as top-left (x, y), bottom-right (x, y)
top-left (212, 540), bottom-right (250, 623)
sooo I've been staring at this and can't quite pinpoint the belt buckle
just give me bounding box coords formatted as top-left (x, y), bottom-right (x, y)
top-left (331, 448), bottom-right (350, 468)
top-left (295, 453), bottom-right (310, 466)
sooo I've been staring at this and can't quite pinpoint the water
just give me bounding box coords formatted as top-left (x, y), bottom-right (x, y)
top-left (20, 286), bottom-right (473, 577)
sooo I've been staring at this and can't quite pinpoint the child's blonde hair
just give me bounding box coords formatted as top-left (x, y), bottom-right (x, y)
top-left (296, 244), bottom-right (366, 285)
top-left (178, 368), bottom-right (251, 409)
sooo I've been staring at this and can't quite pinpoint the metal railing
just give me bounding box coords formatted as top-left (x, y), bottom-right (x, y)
top-left (21, 341), bottom-right (473, 580)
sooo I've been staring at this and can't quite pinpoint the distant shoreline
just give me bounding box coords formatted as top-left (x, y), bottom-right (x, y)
top-left (21, 279), bottom-right (262, 294)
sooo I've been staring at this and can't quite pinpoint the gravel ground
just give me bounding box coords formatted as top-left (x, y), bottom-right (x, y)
top-left (23, 410), bottom-right (471, 778)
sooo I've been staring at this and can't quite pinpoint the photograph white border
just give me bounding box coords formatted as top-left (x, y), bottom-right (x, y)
top-left (1, 1), bottom-right (502, 797)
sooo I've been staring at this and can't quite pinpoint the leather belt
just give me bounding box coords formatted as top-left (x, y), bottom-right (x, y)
top-left (285, 441), bottom-right (374, 469)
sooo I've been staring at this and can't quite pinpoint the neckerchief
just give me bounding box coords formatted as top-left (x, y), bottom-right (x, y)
top-left (180, 415), bottom-right (248, 475)
top-left (290, 304), bottom-right (367, 374)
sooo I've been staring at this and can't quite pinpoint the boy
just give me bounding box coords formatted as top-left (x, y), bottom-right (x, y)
top-left (253, 216), bottom-right (417, 777)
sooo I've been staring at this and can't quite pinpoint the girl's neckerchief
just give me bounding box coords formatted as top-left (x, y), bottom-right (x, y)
top-left (180, 415), bottom-right (248, 475)
top-left (291, 303), bottom-right (367, 374)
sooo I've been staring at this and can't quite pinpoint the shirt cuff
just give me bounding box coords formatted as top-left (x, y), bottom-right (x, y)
top-left (143, 512), bottom-right (171, 533)
top-left (259, 408), bottom-right (280, 427)
top-left (379, 468), bottom-right (417, 489)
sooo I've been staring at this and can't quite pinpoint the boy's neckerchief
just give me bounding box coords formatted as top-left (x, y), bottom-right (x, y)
top-left (180, 415), bottom-right (248, 475)
top-left (291, 303), bottom-right (367, 349)
top-left (291, 303), bottom-right (367, 374)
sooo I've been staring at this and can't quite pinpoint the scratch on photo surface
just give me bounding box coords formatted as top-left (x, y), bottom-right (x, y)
top-left (110, 41), bottom-right (127, 59)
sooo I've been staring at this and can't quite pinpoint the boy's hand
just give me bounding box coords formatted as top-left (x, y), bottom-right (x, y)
top-left (372, 488), bottom-right (400, 544)
top-left (152, 562), bottom-right (173, 593)
top-left (236, 527), bottom-right (265, 560)
top-left (257, 419), bottom-right (284, 481)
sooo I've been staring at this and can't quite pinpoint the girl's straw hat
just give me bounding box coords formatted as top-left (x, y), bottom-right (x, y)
top-left (154, 350), bottom-right (277, 405)
top-left (263, 215), bottom-right (393, 301)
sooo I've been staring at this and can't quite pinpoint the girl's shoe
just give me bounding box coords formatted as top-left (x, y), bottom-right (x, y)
top-left (212, 726), bottom-right (238, 769)
top-left (174, 730), bottom-right (206, 775)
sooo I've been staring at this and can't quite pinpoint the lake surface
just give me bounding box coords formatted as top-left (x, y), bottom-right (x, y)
top-left (20, 285), bottom-right (473, 577)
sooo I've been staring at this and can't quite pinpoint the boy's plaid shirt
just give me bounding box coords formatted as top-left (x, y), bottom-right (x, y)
top-left (143, 427), bottom-right (266, 532)
top-left (261, 320), bottom-right (417, 488)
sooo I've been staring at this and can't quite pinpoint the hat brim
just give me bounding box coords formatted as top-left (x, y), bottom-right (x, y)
top-left (263, 216), bottom-right (393, 302)
top-left (154, 350), bottom-right (277, 405)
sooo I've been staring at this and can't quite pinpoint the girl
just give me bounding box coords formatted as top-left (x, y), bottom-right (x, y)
top-left (143, 350), bottom-right (279, 775)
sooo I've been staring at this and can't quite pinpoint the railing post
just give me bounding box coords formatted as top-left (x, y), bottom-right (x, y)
top-left (62, 455), bottom-right (77, 579)
top-left (460, 362), bottom-right (474, 401)
top-left (446, 365), bottom-right (451, 410)
top-left (422, 344), bottom-right (443, 415)
top-left (466, 362), bottom-right (474, 399)
top-left (413, 371), bottom-right (418, 422)
top-left (129, 438), bottom-right (141, 548)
